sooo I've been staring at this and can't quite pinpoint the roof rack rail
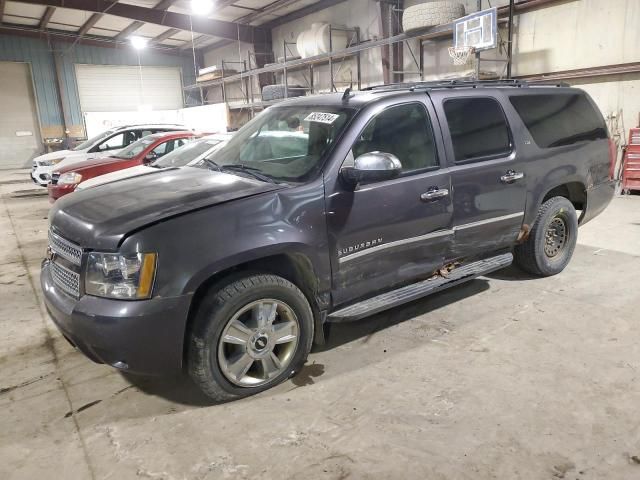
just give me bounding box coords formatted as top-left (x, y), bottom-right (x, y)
top-left (362, 78), bottom-right (569, 92)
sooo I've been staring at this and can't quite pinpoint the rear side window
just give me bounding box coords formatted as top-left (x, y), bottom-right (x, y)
top-left (443, 97), bottom-right (512, 162)
top-left (509, 93), bottom-right (607, 148)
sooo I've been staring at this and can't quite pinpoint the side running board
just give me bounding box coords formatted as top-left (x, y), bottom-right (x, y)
top-left (328, 253), bottom-right (513, 323)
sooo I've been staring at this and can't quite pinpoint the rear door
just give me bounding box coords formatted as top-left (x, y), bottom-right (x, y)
top-left (430, 91), bottom-right (527, 258)
top-left (326, 98), bottom-right (453, 306)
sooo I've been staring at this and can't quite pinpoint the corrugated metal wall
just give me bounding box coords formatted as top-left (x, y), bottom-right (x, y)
top-left (0, 35), bottom-right (62, 134)
top-left (0, 33), bottom-right (198, 141)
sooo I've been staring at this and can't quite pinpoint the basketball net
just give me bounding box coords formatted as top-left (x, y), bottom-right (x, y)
top-left (448, 46), bottom-right (476, 66)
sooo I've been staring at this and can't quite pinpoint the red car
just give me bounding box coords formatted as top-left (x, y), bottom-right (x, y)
top-left (48, 131), bottom-right (198, 202)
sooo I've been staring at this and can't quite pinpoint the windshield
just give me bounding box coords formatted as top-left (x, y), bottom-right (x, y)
top-left (204, 106), bottom-right (354, 183)
top-left (152, 138), bottom-right (223, 168)
top-left (72, 129), bottom-right (116, 151)
top-left (113, 137), bottom-right (157, 159)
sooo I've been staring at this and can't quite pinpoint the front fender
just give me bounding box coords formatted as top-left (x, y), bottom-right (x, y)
top-left (119, 181), bottom-right (330, 299)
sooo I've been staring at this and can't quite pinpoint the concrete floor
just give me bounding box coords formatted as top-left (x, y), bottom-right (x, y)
top-left (1, 168), bottom-right (639, 480)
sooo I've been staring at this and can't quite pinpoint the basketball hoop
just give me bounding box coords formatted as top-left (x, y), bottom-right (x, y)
top-left (448, 46), bottom-right (476, 66)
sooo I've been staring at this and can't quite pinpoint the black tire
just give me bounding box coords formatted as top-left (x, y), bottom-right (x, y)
top-left (261, 84), bottom-right (306, 101)
top-left (188, 274), bottom-right (314, 402)
top-left (514, 196), bottom-right (578, 276)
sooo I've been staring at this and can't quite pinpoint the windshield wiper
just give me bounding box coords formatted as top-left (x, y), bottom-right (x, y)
top-left (202, 158), bottom-right (221, 171)
top-left (220, 164), bottom-right (277, 184)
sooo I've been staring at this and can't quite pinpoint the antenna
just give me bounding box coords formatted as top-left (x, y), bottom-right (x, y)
top-left (342, 83), bottom-right (354, 102)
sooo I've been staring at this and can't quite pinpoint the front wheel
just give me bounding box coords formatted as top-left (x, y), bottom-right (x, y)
top-left (514, 196), bottom-right (578, 276)
top-left (188, 274), bottom-right (314, 401)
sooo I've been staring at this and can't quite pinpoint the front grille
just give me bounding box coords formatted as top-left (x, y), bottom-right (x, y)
top-left (51, 261), bottom-right (80, 298)
top-left (49, 229), bottom-right (82, 266)
top-left (50, 173), bottom-right (60, 185)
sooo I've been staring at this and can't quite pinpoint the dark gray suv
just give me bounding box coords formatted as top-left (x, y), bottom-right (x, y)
top-left (42, 80), bottom-right (615, 400)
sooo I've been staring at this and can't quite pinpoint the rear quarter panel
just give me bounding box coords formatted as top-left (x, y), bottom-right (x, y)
top-left (504, 88), bottom-right (611, 227)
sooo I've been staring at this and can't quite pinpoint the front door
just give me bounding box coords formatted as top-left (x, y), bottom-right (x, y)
top-left (326, 100), bottom-right (453, 306)
top-left (430, 92), bottom-right (527, 258)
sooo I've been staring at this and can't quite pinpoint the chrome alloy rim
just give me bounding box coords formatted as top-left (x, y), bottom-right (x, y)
top-left (218, 299), bottom-right (299, 387)
top-left (544, 216), bottom-right (568, 258)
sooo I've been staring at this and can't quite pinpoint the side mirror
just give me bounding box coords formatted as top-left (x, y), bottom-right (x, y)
top-left (144, 152), bottom-right (158, 163)
top-left (341, 152), bottom-right (402, 187)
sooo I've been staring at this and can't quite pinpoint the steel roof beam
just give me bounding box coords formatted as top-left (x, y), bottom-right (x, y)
top-left (39, 5), bottom-right (55, 29)
top-left (78, 13), bottom-right (103, 37)
top-left (152, 27), bottom-right (180, 44)
top-left (115, 20), bottom-right (145, 40)
top-left (16, 0), bottom-right (270, 43)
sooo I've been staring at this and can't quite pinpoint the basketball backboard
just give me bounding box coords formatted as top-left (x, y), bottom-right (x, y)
top-left (453, 7), bottom-right (498, 52)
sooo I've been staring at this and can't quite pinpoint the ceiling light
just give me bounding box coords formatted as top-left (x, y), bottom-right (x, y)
top-left (191, 0), bottom-right (214, 15)
top-left (130, 35), bottom-right (148, 50)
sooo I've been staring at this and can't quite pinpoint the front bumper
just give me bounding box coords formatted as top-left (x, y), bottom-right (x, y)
top-left (31, 167), bottom-right (50, 187)
top-left (580, 179), bottom-right (616, 225)
top-left (41, 260), bottom-right (193, 376)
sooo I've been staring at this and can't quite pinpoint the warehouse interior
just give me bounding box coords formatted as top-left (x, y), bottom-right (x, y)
top-left (1, 0), bottom-right (640, 478)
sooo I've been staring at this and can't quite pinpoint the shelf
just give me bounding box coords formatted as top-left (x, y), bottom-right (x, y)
top-left (184, 21), bottom-right (455, 92)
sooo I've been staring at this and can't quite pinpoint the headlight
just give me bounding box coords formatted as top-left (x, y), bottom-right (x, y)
top-left (39, 157), bottom-right (65, 167)
top-left (58, 172), bottom-right (83, 185)
top-left (85, 252), bottom-right (157, 299)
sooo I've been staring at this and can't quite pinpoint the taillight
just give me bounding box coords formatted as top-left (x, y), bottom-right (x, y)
top-left (608, 138), bottom-right (617, 180)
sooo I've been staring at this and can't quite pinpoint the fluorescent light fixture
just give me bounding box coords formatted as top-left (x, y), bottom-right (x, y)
top-left (191, 0), bottom-right (214, 15)
top-left (130, 35), bottom-right (148, 50)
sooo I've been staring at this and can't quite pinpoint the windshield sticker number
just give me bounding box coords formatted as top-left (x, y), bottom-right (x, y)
top-left (304, 112), bottom-right (340, 124)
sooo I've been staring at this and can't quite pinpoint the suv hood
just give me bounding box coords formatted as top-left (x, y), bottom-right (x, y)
top-left (55, 156), bottom-right (130, 174)
top-left (76, 165), bottom-right (154, 190)
top-left (49, 167), bottom-right (284, 250)
top-left (34, 149), bottom-right (76, 162)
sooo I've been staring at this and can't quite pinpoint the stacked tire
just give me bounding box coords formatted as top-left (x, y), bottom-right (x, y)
top-left (402, 1), bottom-right (465, 32)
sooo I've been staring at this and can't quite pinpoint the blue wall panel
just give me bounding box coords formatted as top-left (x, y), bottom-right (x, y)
top-left (0, 33), bottom-right (198, 137)
top-left (0, 35), bottom-right (62, 127)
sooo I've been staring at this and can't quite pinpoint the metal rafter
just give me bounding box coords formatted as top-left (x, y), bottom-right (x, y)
top-left (78, 13), bottom-right (103, 37)
top-left (179, 34), bottom-right (210, 50)
top-left (16, 0), bottom-right (270, 43)
top-left (152, 27), bottom-right (179, 44)
top-left (115, 20), bottom-right (144, 40)
top-left (204, 0), bottom-right (298, 52)
top-left (262, 0), bottom-right (348, 29)
top-left (154, 0), bottom-right (177, 10)
top-left (39, 6), bottom-right (55, 29)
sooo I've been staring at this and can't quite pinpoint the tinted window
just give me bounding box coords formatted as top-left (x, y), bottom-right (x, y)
top-left (510, 93), bottom-right (607, 148)
top-left (444, 97), bottom-right (512, 162)
top-left (348, 103), bottom-right (438, 172)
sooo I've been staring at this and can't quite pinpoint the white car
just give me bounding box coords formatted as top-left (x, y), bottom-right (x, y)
top-left (76, 133), bottom-right (233, 191)
top-left (31, 124), bottom-right (186, 186)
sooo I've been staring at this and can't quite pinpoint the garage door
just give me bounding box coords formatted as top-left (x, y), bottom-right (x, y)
top-left (75, 64), bottom-right (184, 112)
top-left (0, 62), bottom-right (41, 169)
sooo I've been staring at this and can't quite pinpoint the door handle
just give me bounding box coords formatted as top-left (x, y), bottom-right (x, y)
top-left (420, 188), bottom-right (449, 202)
top-left (500, 170), bottom-right (524, 184)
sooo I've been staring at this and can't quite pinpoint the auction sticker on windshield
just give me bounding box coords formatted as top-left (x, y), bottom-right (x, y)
top-left (304, 112), bottom-right (340, 124)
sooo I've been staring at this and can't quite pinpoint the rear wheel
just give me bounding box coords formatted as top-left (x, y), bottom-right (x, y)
top-left (188, 274), bottom-right (313, 401)
top-left (514, 196), bottom-right (578, 276)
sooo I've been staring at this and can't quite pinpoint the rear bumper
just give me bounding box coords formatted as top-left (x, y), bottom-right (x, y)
top-left (41, 260), bottom-right (193, 376)
top-left (581, 180), bottom-right (615, 225)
